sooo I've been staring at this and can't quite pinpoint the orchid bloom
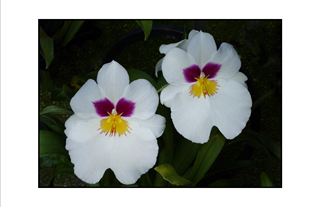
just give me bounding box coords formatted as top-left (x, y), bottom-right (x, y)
top-left (65, 60), bottom-right (165, 185)
top-left (159, 30), bottom-right (252, 143)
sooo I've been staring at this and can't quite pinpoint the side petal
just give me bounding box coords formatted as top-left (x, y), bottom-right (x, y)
top-left (155, 57), bottom-right (163, 77)
top-left (226, 72), bottom-right (248, 89)
top-left (210, 79), bottom-right (252, 139)
top-left (70, 79), bottom-right (106, 119)
top-left (170, 89), bottom-right (214, 144)
top-left (159, 40), bottom-right (185, 54)
top-left (160, 84), bottom-right (188, 108)
top-left (209, 43), bottom-right (241, 79)
top-left (65, 115), bottom-right (102, 143)
top-left (187, 31), bottom-right (217, 68)
top-left (162, 48), bottom-right (197, 85)
top-left (97, 60), bottom-right (130, 104)
top-left (125, 114), bottom-right (166, 138)
top-left (121, 79), bottom-right (159, 120)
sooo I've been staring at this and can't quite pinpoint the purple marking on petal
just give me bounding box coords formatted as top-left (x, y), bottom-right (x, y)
top-left (202, 62), bottom-right (221, 79)
top-left (183, 65), bottom-right (201, 83)
top-left (116, 98), bottom-right (135, 117)
top-left (93, 98), bottom-right (114, 117)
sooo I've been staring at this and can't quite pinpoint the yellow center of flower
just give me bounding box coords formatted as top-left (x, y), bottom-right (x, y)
top-left (99, 109), bottom-right (131, 137)
top-left (190, 72), bottom-right (218, 98)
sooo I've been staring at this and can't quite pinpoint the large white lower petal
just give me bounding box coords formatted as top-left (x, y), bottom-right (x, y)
top-left (70, 79), bottom-right (106, 119)
top-left (121, 79), bottom-right (159, 120)
top-left (210, 79), bottom-right (252, 139)
top-left (162, 48), bottom-right (197, 85)
top-left (97, 61), bottom-right (130, 104)
top-left (66, 121), bottom-right (158, 185)
top-left (170, 89), bottom-right (214, 143)
top-left (125, 114), bottom-right (166, 138)
top-left (160, 84), bottom-right (189, 108)
top-left (187, 31), bottom-right (217, 68)
top-left (209, 43), bottom-right (241, 79)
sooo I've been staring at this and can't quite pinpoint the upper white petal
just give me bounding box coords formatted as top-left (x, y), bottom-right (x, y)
top-left (70, 79), bottom-right (106, 119)
top-left (187, 31), bottom-right (217, 68)
top-left (160, 84), bottom-right (188, 108)
top-left (162, 48), bottom-right (197, 85)
top-left (121, 79), bottom-right (159, 120)
top-left (210, 79), bottom-right (252, 139)
top-left (209, 43), bottom-right (241, 79)
top-left (97, 61), bottom-right (130, 104)
top-left (170, 88), bottom-right (215, 144)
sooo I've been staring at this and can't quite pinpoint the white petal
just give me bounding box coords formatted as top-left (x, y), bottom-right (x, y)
top-left (66, 121), bottom-right (159, 185)
top-left (109, 122), bottom-right (158, 184)
top-left (70, 79), bottom-right (105, 119)
top-left (159, 40), bottom-right (185, 54)
top-left (155, 58), bottom-right (163, 77)
top-left (187, 31), bottom-right (217, 68)
top-left (209, 43), bottom-right (241, 79)
top-left (210, 79), bottom-right (252, 139)
top-left (160, 84), bottom-right (188, 108)
top-left (125, 114), bottom-right (166, 138)
top-left (188, 30), bottom-right (199, 40)
top-left (97, 61), bottom-right (130, 104)
top-left (65, 116), bottom-right (101, 143)
top-left (170, 89), bottom-right (214, 144)
top-left (121, 79), bottom-right (159, 120)
top-left (162, 48), bottom-right (197, 85)
top-left (226, 72), bottom-right (248, 89)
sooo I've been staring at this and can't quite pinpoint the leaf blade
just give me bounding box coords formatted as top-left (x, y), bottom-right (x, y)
top-left (154, 164), bottom-right (193, 186)
top-left (136, 20), bottom-right (153, 40)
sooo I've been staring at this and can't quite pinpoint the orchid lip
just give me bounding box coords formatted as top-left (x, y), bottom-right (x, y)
top-left (183, 62), bottom-right (221, 83)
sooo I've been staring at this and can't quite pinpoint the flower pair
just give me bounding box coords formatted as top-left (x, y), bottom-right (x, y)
top-left (65, 30), bottom-right (252, 185)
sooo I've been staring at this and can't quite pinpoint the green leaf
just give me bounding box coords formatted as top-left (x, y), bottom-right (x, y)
top-left (87, 183), bottom-right (100, 187)
top-left (50, 125), bottom-right (66, 135)
top-left (252, 88), bottom-right (275, 110)
top-left (52, 84), bottom-right (75, 101)
top-left (99, 169), bottom-right (120, 187)
top-left (243, 128), bottom-right (281, 160)
top-left (261, 172), bottom-right (273, 187)
top-left (40, 105), bottom-right (73, 116)
top-left (40, 155), bottom-right (53, 168)
top-left (58, 21), bottom-right (84, 46)
top-left (155, 72), bottom-right (168, 92)
top-left (40, 70), bottom-right (53, 91)
top-left (154, 164), bottom-right (193, 186)
top-left (156, 104), bottom-right (174, 164)
top-left (127, 69), bottom-right (156, 86)
top-left (188, 128), bottom-right (225, 185)
top-left (208, 179), bottom-right (234, 187)
top-left (40, 130), bottom-right (69, 158)
top-left (173, 138), bottom-right (202, 176)
top-left (40, 26), bottom-right (54, 69)
top-left (40, 114), bottom-right (64, 130)
top-left (136, 20), bottom-right (153, 40)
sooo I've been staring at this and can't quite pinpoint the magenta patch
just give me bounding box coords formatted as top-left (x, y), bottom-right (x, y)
top-left (93, 98), bottom-right (114, 117)
top-left (116, 98), bottom-right (135, 117)
top-left (202, 62), bottom-right (221, 79)
top-left (183, 65), bottom-right (201, 83)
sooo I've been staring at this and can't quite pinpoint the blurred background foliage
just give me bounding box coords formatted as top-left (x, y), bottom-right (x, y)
top-left (39, 20), bottom-right (281, 187)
